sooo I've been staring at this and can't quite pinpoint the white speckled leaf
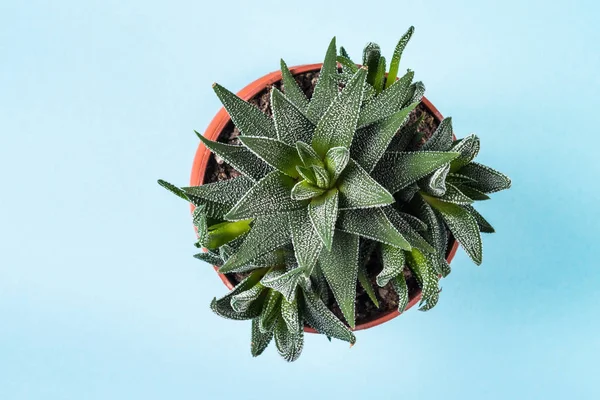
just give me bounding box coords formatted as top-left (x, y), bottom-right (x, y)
top-left (192, 205), bottom-right (208, 246)
top-left (373, 151), bottom-right (459, 194)
top-left (306, 37), bottom-right (338, 124)
top-left (238, 136), bottom-right (302, 178)
top-left (275, 299), bottom-right (304, 362)
top-left (251, 317), bottom-right (274, 357)
top-left (193, 250), bottom-right (223, 266)
top-left (280, 59), bottom-right (309, 112)
top-left (406, 249), bottom-right (438, 309)
top-left (386, 26), bottom-right (414, 88)
top-left (338, 159), bottom-right (394, 209)
top-left (296, 165), bottom-right (317, 184)
top-left (387, 114), bottom-right (423, 152)
top-left (373, 55), bottom-right (386, 93)
top-left (271, 88), bottom-right (314, 145)
top-left (412, 195), bottom-right (448, 255)
top-left (438, 182), bottom-right (474, 205)
top-left (262, 268), bottom-right (304, 303)
top-left (312, 67), bottom-right (367, 157)
top-left (219, 214), bottom-right (292, 273)
top-left (302, 288), bottom-right (356, 344)
top-left (213, 83), bottom-right (277, 139)
top-left (395, 211), bottom-right (427, 232)
top-left (424, 194), bottom-right (482, 265)
top-left (336, 54), bottom-right (358, 73)
top-left (463, 204), bottom-right (495, 233)
top-left (311, 165), bottom-right (331, 189)
top-left (459, 162), bottom-right (512, 194)
top-left (210, 270), bottom-right (266, 320)
top-left (422, 117), bottom-right (453, 151)
top-left (450, 134), bottom-right (480, 171)
top-left (384, 206), bottom-right (434, 253)
top-left (392, 273), bottom-right (410, 313)
top-left (288, 208), bottom-right (323, 275)
top-left (225, 171), bottom-right (306, 221)
top-left (296, 141), bottom-right (323, 167)
top-left (318, 231), bottom-right (359, 327)
top-left (358, 70), bottom-right (414, 129)
top-left (407, 81), bottom-right (425, 105)
top-left (291, 180), bottom-right (325, 200)
top-left (454, 184), bottom-right (490, 201)
top-left (230, 283), bottom-right (266, 313)
top-left (324, 147), bottom-right (350, 183)
top-left (358, 262), bottom-right (379, 308)
top-left (419, 163), bottom-right (450, 197)
top-left (259, 290), bottom-right (282, 333)
top-left (337, 208), bottom-right (411, 250)
top-left (205, 219), bottom-right (252, 249)
top-left (351, 102), bottom-right (418, 172)
top-left (179, 176), bottom-right (255, 218)
top-left (196, 134), bottom-right (271, 181)
top-left (308, 188), bottom-right (339, 250)
top-left (377, 244), bottom-right (406, 287)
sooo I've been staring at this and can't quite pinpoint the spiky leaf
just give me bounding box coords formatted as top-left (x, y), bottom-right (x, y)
top-left (454, 183), bottom-right (490, 201)
top-left (308, 189), bottom-right (339, 250)
top-left (213, 83), bottom-right (277, 138)
top-left (302, 288), bottom-right (356, 344)
top-left (437, 182), bottom-right (474, 205)
top-left (280, 59), bottom-right (309, 111)
top-left (219, 214), bottom-right (292, 273)
top-left (337, 208), bottom-right (411, 250)
top-left (251, 318), bottom-right (274, 357)
top-left (238, 136), bottom-right (302, 178)
top-left (205, 219), bottom-right (252, 249)
top-left (288, 208), bottom-right (323, 275)
top-left (262, 268), bottom-right (305, 303)
top-left (392, 273), bottom-right (409, 313)
top-left (407, 249), bottom-right (440, 311)
top-left (230, 283), bottom-right (267, 313)
top-left (338, 159), bottom-right (394, 209)
top-left (336, 55), bottom-right (358, 73)
top-left (450, 134), bottom-right (480, 171)
top-left (463, 205), bottom-right (495, 233)
top-left (196, 134), bottom-right (271, 181)
top-left (324, 147), bottom-right (350, 183)
top-left (318, 231), bottom-right (359, 327)
top-left (296, 141), bottom-right (323, 167)
top-left (291, 180), bottom-right (325, 200)
top-left (424, 194), bottom-right (482, 265)
top-left (358, 70), bottom-right (414, 128)
top-left (311, 67), bottom-right (367, 157)
top-left (296, 165), bottom-right (317, 184)
top-left (387, 26), bottom-right (414, 88)
top-left (459, 163), bottom-right (512, 193)
top-left (377, 244), bottom-right (406, 287)
top-left (193, 250), bottom-right (223, 266)
top-left (225, 171), bottom-right (306, 221)
top-left (362, 42), bottom-right (381, 86)
top-left (422, 117), bottom-right (453, 151)
top-left (358, 263), bottom-right (379, 308)
top-left (419, 163), bottom-right (450, 196)
top-left (373, 55), bottom-right (386, 93)
top-left (210, 270), bottom-right (266, 320)
top-left (384, 207), bottom-right (434, 253)
top-left (351, 102), bottom-right (418, 172)
top-left (311, 165), bottom-right (331, 189)
top-left (306, 37), bottom-right (338, 124)
top-left (271, 88), bottom-right (314, 145)
top-left (373, 151), bottom-right (459, 194)
top-left (274, 312), bottom-right (304, 362)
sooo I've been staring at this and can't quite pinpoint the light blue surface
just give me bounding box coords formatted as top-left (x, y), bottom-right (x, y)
top-left (2, 0), bottom-right (599, 398)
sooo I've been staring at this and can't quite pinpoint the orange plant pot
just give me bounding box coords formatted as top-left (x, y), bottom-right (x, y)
top-left (190, 64), bottom-right (459, 332)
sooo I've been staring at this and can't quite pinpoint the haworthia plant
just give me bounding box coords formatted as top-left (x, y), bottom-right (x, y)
top-left (159, 28), bottom-right (511, 362)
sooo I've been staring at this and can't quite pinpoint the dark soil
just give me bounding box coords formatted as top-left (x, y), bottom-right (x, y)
top-left (203, 68), bottom-right (452, 327)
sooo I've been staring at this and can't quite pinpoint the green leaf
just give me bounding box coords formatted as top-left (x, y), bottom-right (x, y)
top-left (318, 231), bottom-right (359, 327)
top-left (391, 273), bottom-right (410, 313)
top-left (196, 133), bottom-right (271, 181)
top-left (358, 70), bottom-right (414, 128)
top-left (308, 188), bottom-right (339, 250)
top-left (373, 151), bottom-right (459, 194)
top-left (373, 55), bottom-right (386, 94)
top-left (238, 136), bottom-right (302, 178)
top-left (336, 55), bottom-right (358, 73)
top-left (306, 37), bottom-right (338, 124)
top-left (340, 46), bottom-right (352, 61)
top-left (324, 147), bottom-right (350, 184)
top-left (387, 113), bottom-right (424, 152)
top-left (384, 207), bottom-right (434, 253)
top-left (337, 208), bottom-right (411, 250)
top-left (259, 290), bottom-right (282, 333)
top-left (251, 318), bottom-right (274, 357)
top-left (419, 163), bottom-right (450, 197)
top-left (271, 88), bottom-right (314, 145)
top-left (311, 67), bottom-right (367, 157)
top-left (407, 81), bottom-right (425, 105)
top-left (225, 171), bottom-right (306, 221)
top-left (454, 183), bottom-right (490, 201)
top-left (311, 165), bottom-right (331, 189)
top-left (219, 214), bottom-right (292, 273)
top-left (422, 117), bottom-right (453, 151)
top-left (157, 179), bottom-right (191, 202)
top-left (378, 244), bottom-right (406, 287)
top-left (358, 263), bottom-right (379, 308)
top-left (395, 211), bottom-right (428, 232)
top-left (387, 26), bottom-right (414, 89)
top-left (210, 270), bottom-right (267, 320)
top-left (450, 134), bottom-right (480, 171)
top-left (280, 59), bottom-right (309, 112)
top-left (302, 287), bottom-right (356, 345)
top-left (463, 204), bottom-right (495, 233)
top-left (192, 205), bottom-right (208, 246)
top-left (351, 102), bottom-right (418, 172)
top-left (288, 208), bottom-right (323, 275)
top-left (407, 248), bottom-right (440, 311)
top-left (193, 250), bottom-right (223, 266)
top-left (205, 219), bottom-right (252, 249)
top-left (437, 182), bottom-right (474, 205)
top-left (213, 83), bottom-right (277, 139)
top-left (230, 283), bottom-right (267, 313)
top-left (459, 162), bottom-right (512, 193)
top-left (296, 165), bottom-right (317, 184)
top-left (275, 299), bottom-right (303, 362)
top-left (423, 194), bottom-right (483, 265)
top-left (262, 268), bottom-right (305, 303)
top-left (362, 42), bottom-right (381, 86)
top-left (291, 180), bottom-right (325, 200)
top-left (338, 159), bottom-right (394, 209)
top-left (412, 195), bottom-right (448, 255)
top-left (179, 176), bottom-right (255, 219)
top-left (296, 141), bottom-right (323, 167)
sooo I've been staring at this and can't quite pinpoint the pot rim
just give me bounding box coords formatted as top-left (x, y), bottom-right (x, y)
top-left (190, 63), bottom-right (459, 332)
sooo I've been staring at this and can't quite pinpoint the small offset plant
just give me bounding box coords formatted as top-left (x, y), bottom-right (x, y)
top-left (159, 26), bottom-right (511, 362)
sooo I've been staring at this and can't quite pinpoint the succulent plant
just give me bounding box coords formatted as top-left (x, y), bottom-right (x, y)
top-left (159, 28), bottom-right (511, 361)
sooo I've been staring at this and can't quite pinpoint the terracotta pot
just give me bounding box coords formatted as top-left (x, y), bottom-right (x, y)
top-left (190, 64), bottom-right (460, 332)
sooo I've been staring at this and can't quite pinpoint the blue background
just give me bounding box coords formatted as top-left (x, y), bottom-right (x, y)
top-left (2, 0), bottom-right (599, 398)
